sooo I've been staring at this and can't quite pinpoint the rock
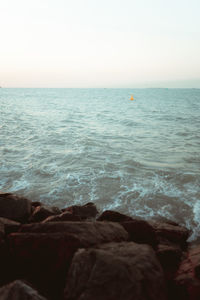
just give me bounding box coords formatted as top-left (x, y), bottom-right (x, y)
top-left (0, 239), bottom-right (10, 286)
top-left (156, 241), bottom-right (183, 281)
top-left (42, 211), bottom-right (81, 223)
top-left (97, 210), bottom-right (134, 222)
top-left (157, 242), bottom-right (182, 269)
top-left (0, 222), bottom-right (4, 239)
top-left (64, 241), bottom-right (167, 300)
top-left (0, 193), bottom-right (32, 223)
top-left (64, 203), bottom-right (98, 220)
top-left (0, 280), bottom-right (47, 299)
top-left (0, 220), bottom-right (20, 286)
top-left (8, 222), bottom-right (128, 299)
top-left (97, 211), bottom-right (158, 248)
top-left (8, 232), bottom-right (81, 299)
top-left (0, 219), bottom-right (19, 286)
top-left (150, 221), bottom-right (189, 250)
top-left (19, 221), bottom-right (128, 244)
top-left (29, 205), bottom-right (61, 223)
top-left (172, 246), bottom-right (200, 300)
top-left (121, 220), bottom-right (158, 248)
top-left (0, 217), bottom-right (20, 236)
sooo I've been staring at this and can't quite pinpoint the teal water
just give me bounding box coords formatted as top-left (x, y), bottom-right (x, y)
top-left (0, 88), bottom-right (200, 240)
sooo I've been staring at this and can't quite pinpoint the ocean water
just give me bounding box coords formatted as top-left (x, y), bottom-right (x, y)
top-left (0, 88), bottom-right (200, 241)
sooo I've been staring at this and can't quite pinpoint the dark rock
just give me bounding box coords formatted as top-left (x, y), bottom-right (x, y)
top-left (64, 203), bottom-right (98, 220)
top-left (0, 217), bottom-right (20, 235)
top-left (150, 221), bottom-right (189, 250)
top-left (97, 210), bottom-right (134, 222)
top-left (156, 242), bottom-right (183, 279)
top-left (29, 205), bottom-right (61, 223)
top-left (157, 242), bottom-right (182, 268)
top-left (0, 280), bottom-right (47, 299)
top-left (97, 211), bottom-right (158, 248)
top-left (195, 264), bottom-right (200, 280)
top-left (121, 220), bottom-right (158, 248)
top-left (8, 232), bottom-right (81, 299)
top-left (0, 193), bottom-right (32, 223)
top-left (0, 239), bottom-right (10, 286)
top-left (0, 220), bottom-right (20, 286)
top-left (0, 222), bottom-right (4, 239)
top-left (19, 221), bottom-right (128, 244)
top-left (42, 211), bottom-right (81, 223)
top-left (172, 246), bottom-right (200, 300)
top-left (8, 222), bottom-right (128, 299)
top-left (64, 241), bottom-right (167, 300)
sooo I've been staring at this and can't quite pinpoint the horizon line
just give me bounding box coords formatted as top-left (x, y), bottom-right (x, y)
top-left (1, 87), bottom-right (200, 89)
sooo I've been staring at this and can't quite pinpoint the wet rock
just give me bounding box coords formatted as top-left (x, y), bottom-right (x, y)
top-left (64, 241), bottom-right (167, 300)
top-left (121, 220), bottom-right (158, 248)
top-left (29, 205), bottom-right (61, 223)
top-left (0, 280), bottom-right (47, 299)
top-left (64, 203), bottom-right (98, 220)
top-left (150, 221), bottom-right (189, 250)
top-left (97, 210), bottom-right (134, 222)
top-left (9, 222), bottom-right (128, 299)
top-left (0, 193), bottom-right (32, 223)
top-left (173, 246), bottom-right (200, 300)
top-left (42, 211), bottom-right (81, 223)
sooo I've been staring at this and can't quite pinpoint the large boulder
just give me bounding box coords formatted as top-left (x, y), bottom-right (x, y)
top-left (0, 217), bottom-right (20, 236)
top-left (150, 221), bottom-right (189, 288)
top-left (18, 221), bottom-right (128, 245)
top-left (0, 239), bottom-right (11, 286)
top-left (172, 246), bottom-right (200, 300)
top-left (29, 205), bottom-right (61, 223)
top-left (97, 211), bottom-right (158, 248)
top-left (8, 222), bottom-right (128, 299)
top-left (0, 280), bottom-right (47, 300)
top-left (0, 220), bottom-right (20, 286)
top-left (0, 193), bottom-right (32, 223)
top-left (121, 220), bottom-right (158, 248)
top-left (0, 222), bottom-right (4, 239)
top-left (8, 232), bottom-right (81, 299)
top-left (64, 242), bottom-right (167, 300)
top-left (63, 203), bottom-right (98, 220)
top-left (156, 242), bottom-right (183, 274)
top-left (150, 221), bottom-right (189, 250)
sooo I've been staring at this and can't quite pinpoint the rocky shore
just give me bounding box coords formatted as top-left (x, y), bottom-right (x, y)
top-left (0, 192), bottom-right (199, 300)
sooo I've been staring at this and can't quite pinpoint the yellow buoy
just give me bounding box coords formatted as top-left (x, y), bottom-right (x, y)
top-left (130, 95), bottom-right (134, 101)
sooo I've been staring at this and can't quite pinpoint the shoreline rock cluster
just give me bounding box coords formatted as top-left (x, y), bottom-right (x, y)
top-left (0, 192), bottom-right (199, 299)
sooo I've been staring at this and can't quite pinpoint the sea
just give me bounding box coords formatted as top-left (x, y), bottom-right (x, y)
top-left (0, 88), bottom-right (200, 241)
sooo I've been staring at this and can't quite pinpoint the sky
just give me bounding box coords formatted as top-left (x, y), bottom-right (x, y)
top-left (0, 0), bottom-right (200, 88)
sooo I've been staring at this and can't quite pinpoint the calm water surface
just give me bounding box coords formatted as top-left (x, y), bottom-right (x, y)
top-left (0, 88), bottom-right (200, 241)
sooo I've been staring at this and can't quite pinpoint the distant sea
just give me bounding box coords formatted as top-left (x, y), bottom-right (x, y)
top-left (0, 88), bottom-right (200, 241)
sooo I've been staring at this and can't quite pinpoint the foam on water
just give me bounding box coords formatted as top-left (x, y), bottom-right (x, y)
top-left (0, 88), bottom-right (200, 241)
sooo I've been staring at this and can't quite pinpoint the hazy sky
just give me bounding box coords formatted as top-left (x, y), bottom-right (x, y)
top-left (0, 0), bottom-right (200, 87)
